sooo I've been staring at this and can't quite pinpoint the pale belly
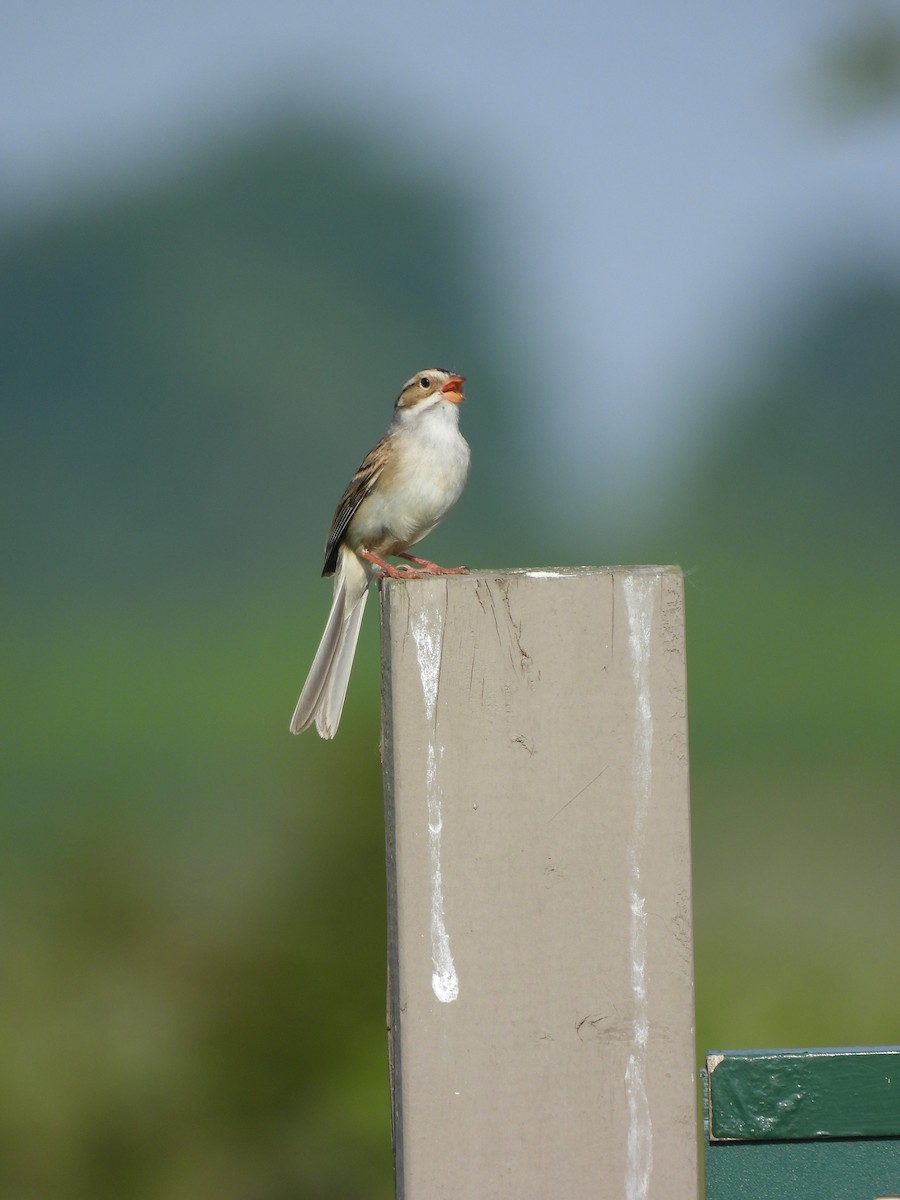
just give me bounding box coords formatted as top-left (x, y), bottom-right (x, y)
top-left (346, 419), bottom-right (470, 557)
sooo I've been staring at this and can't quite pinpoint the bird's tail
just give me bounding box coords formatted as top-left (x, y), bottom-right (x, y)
top-left (289, 546), bottom-right (371, 738)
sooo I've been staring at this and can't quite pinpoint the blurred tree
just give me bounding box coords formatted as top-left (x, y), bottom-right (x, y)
top-left (806, 4), bottom-right (900, 121)
top-left (682, 279), bottom-right (900, 558)
top-left (0, 120), bottom-right (530, 609)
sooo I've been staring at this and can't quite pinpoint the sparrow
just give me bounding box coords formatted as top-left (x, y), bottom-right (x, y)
top-left (290, 368), bottom-right (471, 738)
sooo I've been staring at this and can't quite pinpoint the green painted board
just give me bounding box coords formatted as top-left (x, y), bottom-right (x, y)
top-left (705, 1132), bottom-right (900, 1200)
top-left (707, 1048), bottom-right (900, 1141)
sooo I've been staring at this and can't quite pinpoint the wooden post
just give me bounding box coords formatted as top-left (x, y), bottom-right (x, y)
top-left (380, 567), bottom-right (697, 1200)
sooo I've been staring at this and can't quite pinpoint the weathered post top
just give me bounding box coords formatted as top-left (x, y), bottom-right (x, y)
top-left (380, 567), bottom-right (697, 1200)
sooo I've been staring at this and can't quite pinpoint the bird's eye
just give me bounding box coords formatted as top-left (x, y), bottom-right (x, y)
top-left (419, 376), bottom-right (430, 388)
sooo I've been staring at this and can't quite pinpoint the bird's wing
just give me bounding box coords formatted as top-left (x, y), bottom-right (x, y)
top-left (321, 438), bottom-right (388, 576)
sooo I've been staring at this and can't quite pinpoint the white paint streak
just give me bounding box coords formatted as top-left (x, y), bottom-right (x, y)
top-left (623, 574), bottom-right (655, 1200)
top-left (411, 607), bottom-right (459, 1004)
top-left (524, 569), bottom-right (578, 578)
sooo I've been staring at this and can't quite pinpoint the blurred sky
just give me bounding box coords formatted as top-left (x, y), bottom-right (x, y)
top-left (4, 0), bottom-right (900, 486)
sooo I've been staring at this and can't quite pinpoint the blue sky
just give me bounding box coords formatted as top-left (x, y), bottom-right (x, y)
top-left (4, 0), bottom-right (900, 491)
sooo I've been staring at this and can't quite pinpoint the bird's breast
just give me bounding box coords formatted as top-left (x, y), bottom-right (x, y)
top-left (348, 417), bottom-right (470, 554)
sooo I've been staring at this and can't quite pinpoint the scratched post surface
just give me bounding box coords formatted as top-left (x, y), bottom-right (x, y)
top-left (380, 567), bottom-right (697, 1200)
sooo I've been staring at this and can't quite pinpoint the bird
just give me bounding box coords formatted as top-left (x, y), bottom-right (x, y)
top-left (290, 367), bottom-right (471, 738)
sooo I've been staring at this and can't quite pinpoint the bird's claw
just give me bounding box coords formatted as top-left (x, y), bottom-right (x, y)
top-left (398, 553), bottom-right (469, 575)
top-left (364, 549), bottom-right (469, 580)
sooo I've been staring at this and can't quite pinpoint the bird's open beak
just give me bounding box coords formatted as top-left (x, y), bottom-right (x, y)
top-left (440, 375), bottom-right (466, 403)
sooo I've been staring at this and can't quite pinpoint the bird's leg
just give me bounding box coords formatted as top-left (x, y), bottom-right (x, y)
top-left (360, 549), bottom-right (408, 578)
top-left (359, 549), bottom-right (425, 579)
top-left (359, 548), bottom-right (467, 580)
top-left (398, 553), bottom-right (468, 575)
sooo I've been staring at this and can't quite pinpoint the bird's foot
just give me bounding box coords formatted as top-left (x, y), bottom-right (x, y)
top-left (361, 549), bottom-right (468, 579)
top-left (398, 553), bottom-right (468, 575)
top-left (381, 564), bottom-right (423, 579)
top-left (360, 549), bottom-right (424, 579)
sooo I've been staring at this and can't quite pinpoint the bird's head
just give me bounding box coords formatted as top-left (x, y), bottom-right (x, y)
top-left (395, 368), bottom-right (466, 412)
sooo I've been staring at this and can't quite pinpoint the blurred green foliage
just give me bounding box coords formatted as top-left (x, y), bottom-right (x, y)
top-left (1, 122), bottom-right (532, 608)
top-left (808, 4), bottom-right (900, 120)
top-left (1, 120), bottom-right (898, 1198)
